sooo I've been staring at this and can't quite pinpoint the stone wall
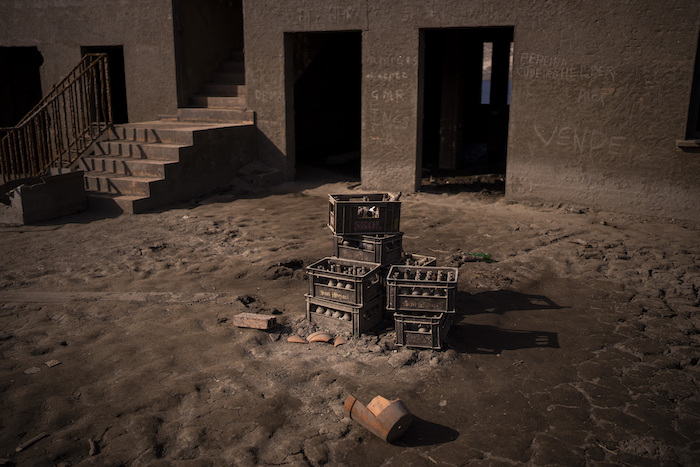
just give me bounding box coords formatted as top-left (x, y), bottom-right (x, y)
top-left (0, 0), bottom-right (178, 122)
top-left (244, 0), bottom-right (700, 220)
top-left (1, 0), bottom-right (698, 220)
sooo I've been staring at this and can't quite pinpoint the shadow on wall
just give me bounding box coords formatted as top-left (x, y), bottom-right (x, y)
top-left (256, 126), bottom-right (361, 186)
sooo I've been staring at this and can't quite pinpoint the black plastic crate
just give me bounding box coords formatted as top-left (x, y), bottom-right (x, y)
top-left (386, 265), bottom-right (458, 312)
top-left (307, 257), bottom-right (383, 306)
top-left (333, 233), bottom-right (403, 265)
top-left (394, 312), bottom-right (452, 350)
top-left (306, 294), bottom-right (384, 337)
top-left (328, 193), bottom-right (401, 235)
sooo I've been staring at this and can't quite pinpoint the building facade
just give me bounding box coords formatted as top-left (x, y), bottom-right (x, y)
top-left (1, 0), bottom-right (699, 220)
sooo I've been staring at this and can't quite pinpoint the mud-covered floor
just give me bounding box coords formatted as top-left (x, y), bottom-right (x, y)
top-left (0, 175), bottom-right (698, 466)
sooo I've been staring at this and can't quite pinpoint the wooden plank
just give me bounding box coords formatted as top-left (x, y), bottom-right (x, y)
top-left (232, 312), bottom-right (276, 330)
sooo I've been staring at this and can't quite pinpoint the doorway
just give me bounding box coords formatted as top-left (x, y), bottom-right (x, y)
top-left (172, 0), bottom-right (244, 107)
top-left (0, 47), bottom-right (43, 131)
top-left (81, 46), bottom-right (129, 124)
top-left (419, 27), bottom-right (513, 191)
top-left (285, 31), bottom-right (362, 179)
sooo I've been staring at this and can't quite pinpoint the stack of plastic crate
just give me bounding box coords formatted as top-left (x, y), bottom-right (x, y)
top-left (386, 265), bottom-right (459, 350)
top-left (305, 193), bottom-right (403, 337)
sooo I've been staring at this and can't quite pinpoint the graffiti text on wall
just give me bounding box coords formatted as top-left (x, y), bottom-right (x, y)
top-left (516, 52), bottom-right (616, 82)
top-left (534, 124), bottom-right (627, 157)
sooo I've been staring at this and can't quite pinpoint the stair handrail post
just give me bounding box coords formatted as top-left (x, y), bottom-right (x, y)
top-left (0, 53), bottom-right (113, 184)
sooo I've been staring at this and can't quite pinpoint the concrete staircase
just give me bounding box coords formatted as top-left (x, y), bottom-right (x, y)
top-left (81, 121), bottom-right (256, 213)
top-left (168, 50), bottom-right (252, 124)
top-left (81, 51), bottom-right (279, 213)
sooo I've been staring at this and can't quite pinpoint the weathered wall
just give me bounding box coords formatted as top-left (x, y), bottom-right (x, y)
top-left (507, 2), bottom-right (700, 220)
top-left (0, 0), bottom-right (178, 122)
top-left (244, 0), bottom-right (700, 220)
top-left (243, 1), bottom-right (368, 178)
top-left (3, 1), bottom-right (696, 219)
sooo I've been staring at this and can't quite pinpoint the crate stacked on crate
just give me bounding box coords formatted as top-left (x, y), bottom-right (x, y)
top-left (306, 258), bottom-right (384, 336)
top-left (386, 265), bottom-right (459, 350)
top-left (306, 193), bottom-right (403, 337)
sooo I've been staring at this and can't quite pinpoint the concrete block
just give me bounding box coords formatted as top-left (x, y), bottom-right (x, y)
top-left (0, 172), bottom-right (87, 224)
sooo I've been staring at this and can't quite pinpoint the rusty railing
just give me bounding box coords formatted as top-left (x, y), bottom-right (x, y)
top-left (0, 53), bottom-right (112, 184)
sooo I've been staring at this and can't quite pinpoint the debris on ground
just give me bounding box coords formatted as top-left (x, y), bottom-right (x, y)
top-left (232, 312), bottom-right (277, 330)
top-left (344, 395), bottom-right (413, 442)
top-left (15, 432), bottom-right (48, 452)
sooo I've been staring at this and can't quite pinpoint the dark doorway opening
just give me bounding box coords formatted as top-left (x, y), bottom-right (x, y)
top-left (419, 27), bottom-right (513, 193)
top-left (286, 31), bottom-right (362, 179)
top-left (172, 0), bottom-right (244, 107)
top-left (0, 47), bottom-right (43, 131)
top-left (81, 46), bottom-right (128, 124)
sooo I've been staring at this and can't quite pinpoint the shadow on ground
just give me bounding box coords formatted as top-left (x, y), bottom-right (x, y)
top-left (394, 416), bottom-right (460, 447)
top-left (448, 290), bottom-right (563, 354)
top-left (447, 324), bottom-right (559, 354)
top-left (458, 290), bottom-right (564, 316)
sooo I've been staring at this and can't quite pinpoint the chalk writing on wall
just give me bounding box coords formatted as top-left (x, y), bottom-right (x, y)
top-left (516, 52), bottom-right (616, 82)
top-left (254, 89), bottom-right (282, 104)
top-left (368, 100), bottom-right (410, 150)
top-left (366, 56), bottom-right (418, 67)
top-left (295, 5), bottom-right (359, 23)
top-left (370, 89), bottom-right (406, 101)
top-left (365, 71), bottom-right (409, 82)
top-left (364, 53), bottom-right (415, 151)
top-left (576, 87), bottom-right (614, 105)
top-left (365, 57), bottom-right (416, 82)
top-left (533, 124), bottom-right (627, 156)
top-left (296, 8), bottom-right (310, 23)
top-left (328, 5), bottom-right (356, 22)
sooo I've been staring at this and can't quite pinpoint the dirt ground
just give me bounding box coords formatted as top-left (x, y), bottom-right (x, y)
top-left (1, 171), bottom-right (699, 466)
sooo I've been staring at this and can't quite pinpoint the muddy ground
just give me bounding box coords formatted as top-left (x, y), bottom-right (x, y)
top-left (0, 172), bottom-right (699, 466)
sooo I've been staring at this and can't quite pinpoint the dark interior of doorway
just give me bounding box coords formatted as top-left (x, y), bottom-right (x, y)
top-left (0, 47), bottom-right (43, 132)
top-left (81, 46), bottom-right (128, 124)
top-left (420, 27), bottom-right (513, 194)
top-left (287, 31), bottom-right (361, 179)
top-left (172, 0), bottom-right (244, 107)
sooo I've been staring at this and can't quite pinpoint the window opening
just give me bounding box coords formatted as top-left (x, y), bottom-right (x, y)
top-left (481, 42), bottom-right (492, 105)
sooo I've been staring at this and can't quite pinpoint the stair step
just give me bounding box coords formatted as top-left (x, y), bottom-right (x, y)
top-left (177, 108), bottom-right (254, 123)
top-left (113, 125), bottom-right (194, 145)
top-left (95, 140), bottom-right (185, 161)
top-left (84, 173), bottom-right (162, 196)
top-left (202, 83), bottom-right (246, 96)
top-left (80, 155), bottom-right (173, 178)
top-left (221, 60), bottom-right (244, 72)
top-left (81, 120), bottom-right (257, 214)
top-left (87, 192), bottom-right (152, 215)
top-left (213, 70), bottom-right (245, 83)
top-left (189, 95), bottom-right (247, 109)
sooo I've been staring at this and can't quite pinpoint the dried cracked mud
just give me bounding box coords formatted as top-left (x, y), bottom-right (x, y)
top-left (0, 175), bottom-right (698, 466)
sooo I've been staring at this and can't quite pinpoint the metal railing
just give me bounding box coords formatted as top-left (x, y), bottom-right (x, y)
top-left (0, 53), bottom-right (112, 184)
